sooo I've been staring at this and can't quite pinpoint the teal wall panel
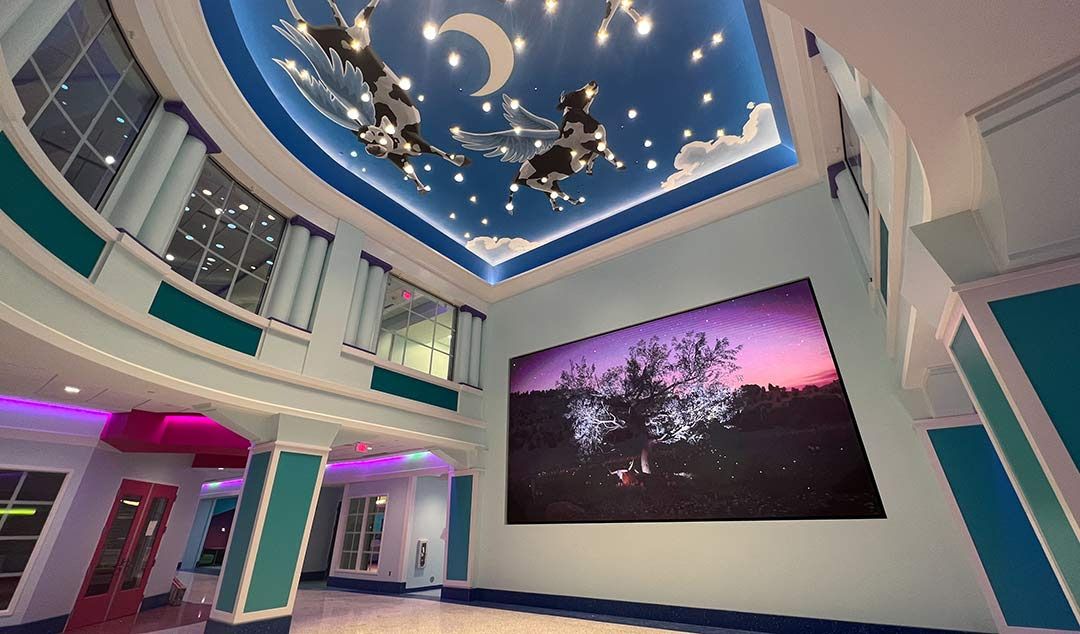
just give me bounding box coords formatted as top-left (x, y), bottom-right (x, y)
top-left (0, 133), bottom-right (105, 277)
top-left (991, 283), bottom-right (1080, 467)
top-left (148, 282), bottom-right (263, 355)
top-left (216, 451), bottom-right (270, 613)
top-left (951, 319), bottom-right (1080, 601)
top-left (930, 424), bottom-right (1078, 630)
top-left (370, 366), bottom-right (459, 411)
top-left (445, 474), bottom-right (474, 582)
top-left (245, 451), bottom-right (322, 612)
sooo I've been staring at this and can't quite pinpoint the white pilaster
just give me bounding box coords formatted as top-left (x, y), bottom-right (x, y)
top-left (0, 0), bottom-right (76, 73)
top-left (106, 111), bottom-right (188, 235)
top-left (467, 316), bottom-right (483, 388)
top-left (453, 311), bottom-right (473, 383)
top-left (138, 134), bottom-right (207, 254)
top-left (264, 222), bottom-right (310, 322)
top-left (289, 234), bottom-right (329, 329)
top-left (355, 263), bottom-right (388, 351)
top-left (0, 0), bottom-right (34, 39)
top-left (344, 258), bottom-right (370, 347)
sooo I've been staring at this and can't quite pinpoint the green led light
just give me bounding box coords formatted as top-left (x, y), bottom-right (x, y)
top-left (0, 508), bottom-right (37, 516)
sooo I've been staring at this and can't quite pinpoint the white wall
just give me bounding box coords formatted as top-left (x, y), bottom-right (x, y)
top-left (302, 486), bottom-right (343, 574)
top-left (404, 475), bottom-right (448, 589)
top-left (330, 477), bottom-right (411, 584)
top-left (475, 184), bottom-right (994, 632)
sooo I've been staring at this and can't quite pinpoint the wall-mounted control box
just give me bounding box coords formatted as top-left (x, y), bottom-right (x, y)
top-left (417, 539), bottom-right (428, 568)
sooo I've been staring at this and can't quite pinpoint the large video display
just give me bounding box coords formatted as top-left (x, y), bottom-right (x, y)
top-left (507, 279), bottom-right (884, 524)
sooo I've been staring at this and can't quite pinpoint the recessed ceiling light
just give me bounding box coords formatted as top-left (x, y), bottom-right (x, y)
top-left (481, 217), bottom-right (488, 225)
top-left (712, 32), bottom-right (724, 46)
top-left (482, 102), bottom-right (492, 113)
top-left (238, 203), bottom-right (249, 211)
top-left (644, 139), bottom-right (653, 147)
top-left (469, 195), bottom-right (477, 203)
top-left (417, 94), bottom-right (425, 102)
top-left (165, 253), bottom-right (175, 261)
top-left (647, 159), bottom-right (657, 170)
top-left (627, 109), bottom-right (637, 119)
top-left (400, 76), bottom-right (412, 91)
top-left (513, 36), bottom-right (526, 52)
top-left (702, 92), bottom-right (713, 104)
top-left (448, 51), bottom-right (461, 67)
top-left (449, 212), bottom-right (456, 219)
top-left (104, 155), bottom-right (116, 165)
top-left (691, 48), bottom-right (703, 62)
top-left (63, 386), bottom-right (81, 394)
top-left (202, 189), bottom-right (212, 196)
top-left (454, 173), bottom-right (464, 182)
top-left (422, 22), bottom-right (438, 40)
top-left (683, 129), bottom-right (692, 138)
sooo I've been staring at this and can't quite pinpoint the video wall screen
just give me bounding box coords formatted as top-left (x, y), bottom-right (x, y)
top-left (506, 279), bottom-right (884, 524)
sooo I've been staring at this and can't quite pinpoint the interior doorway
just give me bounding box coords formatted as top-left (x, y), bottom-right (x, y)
top-left (65, 479), bottom-right (178, 631)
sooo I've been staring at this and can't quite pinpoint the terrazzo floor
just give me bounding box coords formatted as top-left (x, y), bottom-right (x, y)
top-left (79, 573), bottom-right (754, 634)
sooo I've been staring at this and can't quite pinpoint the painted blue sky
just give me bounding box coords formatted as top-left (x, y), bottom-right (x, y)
top-left (209, 0), bottom-right (792, 279)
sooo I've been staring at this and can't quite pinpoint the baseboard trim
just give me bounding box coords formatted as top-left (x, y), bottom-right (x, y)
top-left (0, 614), bottom-right (69, 634)
top-left (140, 592), bottom-right (171, 611)
top-left (204, 615), bottom-right (291, 633)
top-left (442, 588), bottom-right (977, 634)
top-left (404, 584), bottom-right (442, 593)
top-left (298, 570), bottom-right (328, 582)
top-left (326, 576), bottom-right (406, 595)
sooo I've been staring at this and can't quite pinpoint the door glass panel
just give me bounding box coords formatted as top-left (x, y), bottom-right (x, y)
top-left (84, 495), bottom-right (141, 596)
top-left (121, 497), bottom-right (167, 590)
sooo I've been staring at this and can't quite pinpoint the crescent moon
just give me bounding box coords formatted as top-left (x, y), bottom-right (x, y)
top-left (438, 14), bottom-right (515, 97)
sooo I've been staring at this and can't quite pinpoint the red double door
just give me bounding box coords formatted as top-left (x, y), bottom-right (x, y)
top-left (66, 479), bottom-right (178, 631)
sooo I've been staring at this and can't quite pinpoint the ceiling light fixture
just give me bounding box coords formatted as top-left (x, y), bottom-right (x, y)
top-left (63, 386), bottom-right (81, 394)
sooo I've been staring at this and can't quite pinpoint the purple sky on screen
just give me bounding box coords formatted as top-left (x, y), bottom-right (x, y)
top-left (510, 280), bottom-right (839, 394)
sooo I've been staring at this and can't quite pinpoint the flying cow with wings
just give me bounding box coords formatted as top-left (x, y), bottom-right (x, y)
top-left (452, 82), bottom-right (626, 213)
top-left (273, 0), bottom-right (468, 193)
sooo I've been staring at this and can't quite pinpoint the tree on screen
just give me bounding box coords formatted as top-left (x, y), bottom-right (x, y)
top-left (558, 332), bottom-right (741, 474)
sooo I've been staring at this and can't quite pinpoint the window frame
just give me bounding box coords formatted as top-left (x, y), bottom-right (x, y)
top-left (375, 275), bottom-right (457, 380)
top-left (17, 0), bottom-right (160, 209)
top-left (0, 465), bottom-right (73, 617)
top-left (334, 494), bottom-right (388, 576)
top-left (162, 158), bottom-right (287, 314)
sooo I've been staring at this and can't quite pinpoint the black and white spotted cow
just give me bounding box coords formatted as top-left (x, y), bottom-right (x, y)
top-left (452, 82), bottom-right (625, 213)
top-left (275, 0), bottom-right (468, 193)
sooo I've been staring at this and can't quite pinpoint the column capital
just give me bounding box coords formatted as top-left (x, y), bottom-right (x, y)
top-left (460, 305), bottom-right (486, 320)
top-left (163, 101), bottom-right (221, 154)
top-left (289, 215), bottom-right (335, 242)
top-left (360, 251), bottom-right (393, 272)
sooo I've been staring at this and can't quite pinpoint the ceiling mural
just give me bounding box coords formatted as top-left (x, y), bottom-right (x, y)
top-left (203, 0), bottom-right (796, 283)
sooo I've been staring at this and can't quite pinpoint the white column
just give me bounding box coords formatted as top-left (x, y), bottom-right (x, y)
top-left (265, 223), bottom-right (310, 322)
top-left (467, 315), bottom-right (483, 388)
top-left (355, 264), bottom-right (388, 351)
top-left (289, 234), bottom-right (329, 329)
top-left (0, 0), bottom-right (34, 39)
top-left (452, 311), bottom-right (473, 383)
top-left (344, 258), bottom-right (370, 346)
top-left (107, 111), bottom-right (188, 235)
top-left (138, 135), bottom-right (207, 254)
top-left (0, 0), bottom-right (76, 72)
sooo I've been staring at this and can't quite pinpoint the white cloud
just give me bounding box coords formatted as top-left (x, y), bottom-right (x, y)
top-left (660, 102), bottom-right (782, 191)
top-left (466, 235), bottom-right (540, 264)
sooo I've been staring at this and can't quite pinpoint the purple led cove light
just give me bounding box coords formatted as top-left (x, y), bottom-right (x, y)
top-left (200, 478), bottom-right (244, 494)
top-left (325, 451), bottom-right (443, 470)
top-left (0, 395), bottom-right (110, 419)
top-left (199, 452), bottom-right (447, 493)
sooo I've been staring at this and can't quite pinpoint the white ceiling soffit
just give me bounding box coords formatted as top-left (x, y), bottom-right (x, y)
top-left (114, 0), bottom-right (822, 303)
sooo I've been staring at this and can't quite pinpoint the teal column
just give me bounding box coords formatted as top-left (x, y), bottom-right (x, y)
top-left (950, 318), bottom-right (1080, 616)
top-left (209, 432), bottom-right (333, 631)
top-left (442, 472), bottom-right (478, 601)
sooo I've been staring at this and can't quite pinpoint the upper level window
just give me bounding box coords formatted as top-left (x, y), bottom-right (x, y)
top-left (12, 0), bottom-right (157, 208)
top-left (0, 469), bottom-right (67, 611)
top-left (376, 276), bottom-right (456, 380)
top-left (161, 160), bottom-right (287, 313)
